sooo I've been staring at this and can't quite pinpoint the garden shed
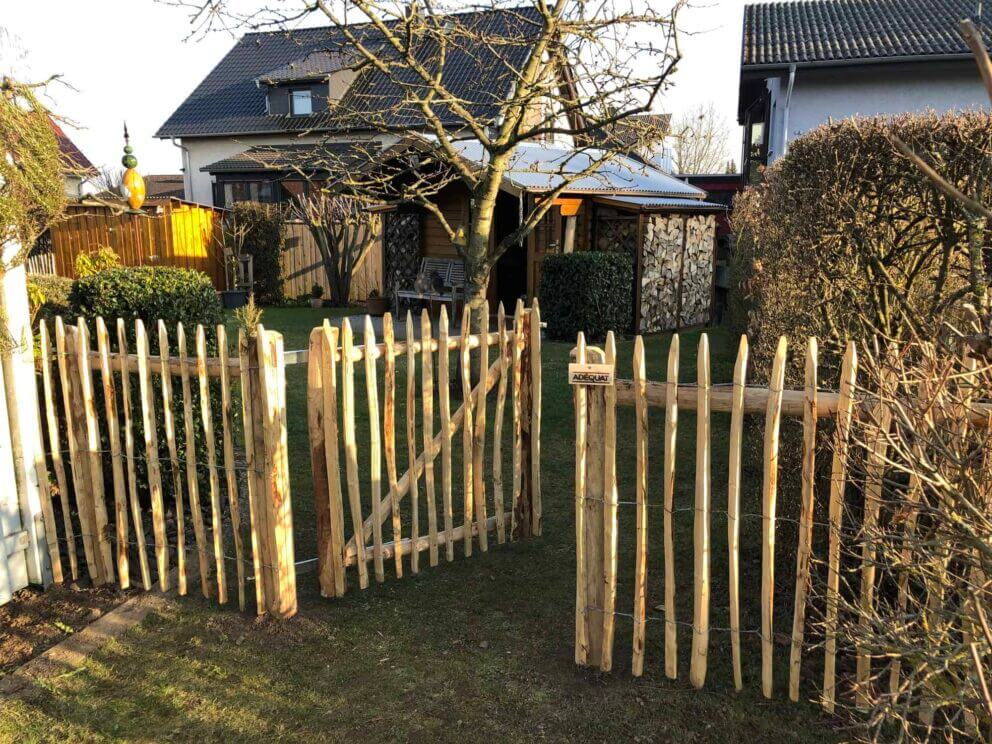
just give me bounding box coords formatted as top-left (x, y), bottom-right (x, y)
top-left (380, 140), bottom-right (725, 332)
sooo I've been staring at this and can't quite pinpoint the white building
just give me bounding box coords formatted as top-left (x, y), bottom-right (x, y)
top-left (738, 0), bottom-right (991, 183)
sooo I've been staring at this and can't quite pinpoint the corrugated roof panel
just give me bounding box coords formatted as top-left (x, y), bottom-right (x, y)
top-left (452, 140), bottom-right (707, 196)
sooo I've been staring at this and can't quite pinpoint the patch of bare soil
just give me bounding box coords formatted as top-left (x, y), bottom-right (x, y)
top-left (0, 582), bottom-right (135, 677)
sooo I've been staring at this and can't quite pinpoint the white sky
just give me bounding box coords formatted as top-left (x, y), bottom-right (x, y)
top-left (0, 0), bottom-right (776, 174)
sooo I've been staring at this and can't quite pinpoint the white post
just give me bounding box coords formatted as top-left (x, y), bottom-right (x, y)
top-left (0, 240), bottom-right (52, 589)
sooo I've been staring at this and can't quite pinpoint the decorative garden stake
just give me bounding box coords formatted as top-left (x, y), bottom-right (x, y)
top-left (119, 122), bottom-right (146, 212)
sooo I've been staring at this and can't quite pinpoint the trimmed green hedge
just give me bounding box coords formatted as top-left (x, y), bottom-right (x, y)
top-left (539, 252), bottom-right (633, 342)
top-left (69, 266), bottom-right (222, 335)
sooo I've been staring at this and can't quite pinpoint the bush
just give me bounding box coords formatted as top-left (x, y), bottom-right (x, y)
top-left (731, 111), bottom-right (992, 385)
top-left (74, 246), bottom-right (121, 278)
top-left (539, 252), bottom-right (633, 342)
top-left (69, 266), bottom-right (222, 334)
top-left (27, 273), bottom-right (72, 322)
top-left (227, 202), bottom-right (285, 304)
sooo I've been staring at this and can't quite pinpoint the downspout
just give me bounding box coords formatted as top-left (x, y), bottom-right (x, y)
top-left (781, 64), bottom-right (797, 157)
top-left (171, 137), bottom-right (193, 201)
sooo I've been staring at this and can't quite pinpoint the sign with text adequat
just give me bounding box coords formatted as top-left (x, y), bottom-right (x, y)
top-left (568, 363), bottom-right (615, 386)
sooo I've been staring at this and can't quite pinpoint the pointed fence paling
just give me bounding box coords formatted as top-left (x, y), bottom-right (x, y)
top-left (308, 300), bottom-right (543, 598)
top-left (572, 331), bottom-right (974, 711)
top-left (34, 315), bottom-right (296, 618)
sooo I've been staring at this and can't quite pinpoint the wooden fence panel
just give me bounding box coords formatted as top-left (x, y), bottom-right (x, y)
top-left (281, 221), bottom-right (383, 302)
top-left (571, 331), bottom-right (983, 718)
top-left (35, 314), bottom-right (294, 618)
top-left (45, 203), bottom-right (225, 289)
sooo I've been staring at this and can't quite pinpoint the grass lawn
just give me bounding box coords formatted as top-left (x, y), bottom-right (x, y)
top-left (0, 307), bottom-right (840, 742)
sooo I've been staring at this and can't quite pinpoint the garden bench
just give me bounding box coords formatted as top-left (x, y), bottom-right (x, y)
top-left (392, 257), bottom-right (466, 317)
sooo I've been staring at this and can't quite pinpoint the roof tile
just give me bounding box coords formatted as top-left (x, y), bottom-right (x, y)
top-left (743, 0), bottom-right (992, 67)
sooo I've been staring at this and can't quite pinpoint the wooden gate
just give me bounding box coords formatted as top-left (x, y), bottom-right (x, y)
top-left (307, 299), bottom-right (542, 596)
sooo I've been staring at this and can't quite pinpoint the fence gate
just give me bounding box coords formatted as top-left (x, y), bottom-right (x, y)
top-left (307, 299), bottom-right (542, 596)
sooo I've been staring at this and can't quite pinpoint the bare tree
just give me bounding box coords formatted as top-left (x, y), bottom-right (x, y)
top-left (172, 0), bottom-right (683, 331)
top-left (671, 101), bottom-right (731, 175)
top-left (92, 166), bottom-right (124, 197)
top-left (291, 191), bottom-right (381, 306)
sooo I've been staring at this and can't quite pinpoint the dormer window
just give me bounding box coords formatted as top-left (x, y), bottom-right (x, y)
top-left (290, 89), bottom-right (313, 116)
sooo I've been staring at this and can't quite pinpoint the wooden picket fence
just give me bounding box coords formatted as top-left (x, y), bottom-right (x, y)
top-left (307, 299), bottom-right (542, 596)
top-left (34, 315), bottom-right (297, 618)
top-left (572, 331), bottom-right (900, 707)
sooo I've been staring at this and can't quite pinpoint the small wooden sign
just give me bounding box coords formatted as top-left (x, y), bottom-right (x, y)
top-left (568, 363), bottom-right (614, 386)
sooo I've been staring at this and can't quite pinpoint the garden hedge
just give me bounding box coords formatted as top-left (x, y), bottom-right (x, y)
top-left (539, 252), bottom-right (633, 342)
top-left (70, 266), bottom-right (222, 336)
top-left (27, 273), bottom-right (72, 321)
top-left (731, 110), bottom-right (992, 384)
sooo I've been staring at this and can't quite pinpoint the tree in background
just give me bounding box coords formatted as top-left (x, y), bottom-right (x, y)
top-left (671, 102), bottom-right (732, 174)
top-left (179, 0), bottom-right (684, 332)
top-left (291, 191), bottom-right (380, 307)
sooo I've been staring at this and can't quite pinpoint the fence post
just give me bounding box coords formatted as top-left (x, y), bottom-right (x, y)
top-left (513, 303), bottom-right (542, 539)
top-left (246, 326), bottom-right (297, 618)
top-left (575, 342), bottom-right (607, 668)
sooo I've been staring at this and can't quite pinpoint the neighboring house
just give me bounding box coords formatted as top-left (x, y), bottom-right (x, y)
top-left (50, 118), bottom-right (96, 198)
top-left (157, 7), bottom-right (723, 331)
top-left (738, 0), bottom-right (992, 183)
top-left (144, 174), bottom-right (186, 200)
top-left (588, 113), bottom-right (675, 172)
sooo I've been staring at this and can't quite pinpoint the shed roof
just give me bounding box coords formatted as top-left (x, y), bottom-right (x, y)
top-left (452, 140), bottom-right (707, 197)
top-left (592, 195), bottom-right (726, 212)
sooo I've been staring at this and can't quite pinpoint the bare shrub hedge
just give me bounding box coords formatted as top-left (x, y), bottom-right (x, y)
top-left (731, 111), bottom-right (992, 384)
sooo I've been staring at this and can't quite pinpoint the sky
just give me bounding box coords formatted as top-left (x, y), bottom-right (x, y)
top-left (0, 0), bottom-right (772, 175)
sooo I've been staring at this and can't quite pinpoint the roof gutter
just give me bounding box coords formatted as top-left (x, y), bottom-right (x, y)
top-left (742, 52), bottom-right (974, 73)
top-left (781, 64), bottom-right (796, 157)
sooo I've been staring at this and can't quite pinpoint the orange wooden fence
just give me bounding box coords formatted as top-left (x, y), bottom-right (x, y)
top-left (47, 201), bottom-right (226, 289)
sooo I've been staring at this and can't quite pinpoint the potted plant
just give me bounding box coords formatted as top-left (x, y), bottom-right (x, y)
top-left (310, 283), bottom-right (325, 309)
top-left (365, 288), bottom-right (388, 316)
top-left (221, 215), bottom-right (251, 309)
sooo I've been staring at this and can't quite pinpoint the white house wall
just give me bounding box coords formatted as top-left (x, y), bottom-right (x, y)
top-left (179, 133), bottom-right (325, 206)
top-left (765, 61), bottom-right (989, 163)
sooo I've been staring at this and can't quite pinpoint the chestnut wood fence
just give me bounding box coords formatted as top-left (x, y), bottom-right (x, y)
top-left (34, 316), bottom-right (296, 618)
top-left (307, 300), bottom-right (542, 596)
top-left (573, 331), bottom-right (991, 710)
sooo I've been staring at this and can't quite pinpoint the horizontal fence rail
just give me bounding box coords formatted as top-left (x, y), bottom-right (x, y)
top-left (34, 315), bottom-right (296, 618)
top-left (308, 300), bottom-right (542, 597)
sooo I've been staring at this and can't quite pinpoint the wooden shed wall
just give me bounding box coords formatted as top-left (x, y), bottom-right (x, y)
top-left (422, 184), bottom-right (469, 258)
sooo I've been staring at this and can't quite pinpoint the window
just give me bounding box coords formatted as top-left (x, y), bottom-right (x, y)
top-left (290, 88), bottom-right (313, 116)
top-left (743, 97), bottom-right (769, 185)
top-left (216, 180), bottom-right (276, 208)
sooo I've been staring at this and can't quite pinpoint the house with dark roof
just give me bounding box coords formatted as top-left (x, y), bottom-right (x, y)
top-left (157, 6), bottom-right (722, 330)
top-left (50, 119), bottom-right (96, 199)
top-left (738, 0), bottom-right (992, 182)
